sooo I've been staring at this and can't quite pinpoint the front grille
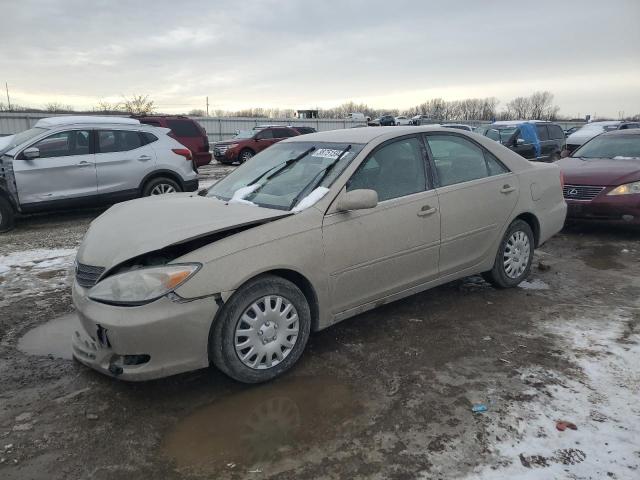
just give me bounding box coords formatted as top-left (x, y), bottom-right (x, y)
top-left (563, 184), bottom-right (606, 201)
top-left (75, 263), bottom-right (105, 288)
top-left (213, 145), bottom-right (229, 156)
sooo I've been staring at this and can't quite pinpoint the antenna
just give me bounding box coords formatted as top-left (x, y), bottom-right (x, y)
top-left (5, 82), bottom-right (11, 111)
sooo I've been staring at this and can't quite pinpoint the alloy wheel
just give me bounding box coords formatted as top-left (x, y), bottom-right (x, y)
top-left (150, 183), bottom-right (176, 195)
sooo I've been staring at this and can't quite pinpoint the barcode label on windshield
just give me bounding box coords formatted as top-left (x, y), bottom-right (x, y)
top-left (311, 149), bottom-right (349, 160)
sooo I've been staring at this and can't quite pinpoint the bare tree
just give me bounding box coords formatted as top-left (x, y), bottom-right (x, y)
top-left (529, 91), bottom-right (559, 120)
top-left (121, 94), bottom-right (155, 115)
top-left (45, 102), bottom-right (75, 113)
top-left (188, 109), bottom-right (206, 116)
top-left (95, 100), bottom-right (122, 112)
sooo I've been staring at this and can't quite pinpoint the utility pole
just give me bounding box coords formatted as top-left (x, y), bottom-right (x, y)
top-left (5, 82), bottom-right (11, 111)
top-left (206, 96), bottom-right (209, 117)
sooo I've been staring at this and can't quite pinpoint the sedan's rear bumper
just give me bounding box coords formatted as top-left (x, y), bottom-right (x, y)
top-left (72, 282), bottom-right (219, 381)
top-left (566, 194), bottom-right (640, 224)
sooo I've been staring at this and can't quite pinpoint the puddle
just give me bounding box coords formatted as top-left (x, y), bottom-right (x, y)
top-left (162, 376), bottom-right (368, 475)
top-left (18, 312), bottom-right (79, 360)
top-left (580, 245), bottom-right (626, 271)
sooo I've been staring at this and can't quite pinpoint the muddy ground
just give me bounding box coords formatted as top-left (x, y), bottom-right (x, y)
top-left (0, 163), bottom-right (639, 479)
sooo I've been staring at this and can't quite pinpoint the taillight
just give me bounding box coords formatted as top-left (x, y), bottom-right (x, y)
top-left (560, 171), bottom-right (565, 189)
top-left (172, 148), bottom-right (192, 161)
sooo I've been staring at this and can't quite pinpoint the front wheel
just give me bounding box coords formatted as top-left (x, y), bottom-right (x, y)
top-left (210, 275), bottom-right (311, 383)
top-left (239, 149), bottom-right (254, 163)
top-left (482, 219), bottom-right (534, 288)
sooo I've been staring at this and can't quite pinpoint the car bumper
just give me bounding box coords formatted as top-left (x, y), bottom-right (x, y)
top-left (213, 148), bottom-right (238, 163)
top-left (71, 282), bottom-right (219, 381)
top-left (183, 178), bottom-right (199, 192)
top-left (194, 152), bottom-right (212, 167)
top-left (566, 195), bottom-right (640, 224)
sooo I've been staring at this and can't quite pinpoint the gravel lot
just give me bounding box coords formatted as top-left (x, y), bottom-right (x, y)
top-left (1, 163), bottom-right (638, 479)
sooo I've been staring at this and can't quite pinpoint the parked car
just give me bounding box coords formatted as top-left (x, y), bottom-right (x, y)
top-left (441, 123), bottom-right (474, 132)
top-left (0, 116), bottom-right (198, 232)
top-left (395, 116), bottom-right (411, 126)
top-left (565, 121), bottom-right (640, 154)
top-left (369, 115), bottom-right (395, 127)
top-left (134, 115), bottom-right (212, 167)
top-left (410, 115), bottom-right (436, 126)
top-left (557, 129), bottom-right (640, 224)
top-left (477, 121), bottom-right (566, 162)
top-left (71, 126), bottom-right (566, 382)
top-left (291, 126), bottom-right (317, 135)
top-left (213, 126), bottom-right (299, 164)
top-left (563, 126), bottom-right (581, 137)
top-left (345, 112), bottom-right (368, 121)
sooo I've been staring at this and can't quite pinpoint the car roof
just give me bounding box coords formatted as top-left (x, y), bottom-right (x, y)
top-left (34, 116), bottom-right (140, 127)
top-left (283, 126), bottom-right (448, 144)
top-left (600, 128), bottom-right (640, 137)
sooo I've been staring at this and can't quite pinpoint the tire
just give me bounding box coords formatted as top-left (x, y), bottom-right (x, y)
top-left (239, 149), bottom-right (254, 163)
top-left (0, 196), bottom-right (15, 233)
top-left (482, 219), bottom-right (534, 288)
top-left (210, 275), bottom-right (311, 383)
top-left (142, 177), bottom-right (182, 196)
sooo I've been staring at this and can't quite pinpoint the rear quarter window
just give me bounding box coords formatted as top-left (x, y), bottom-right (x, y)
top-left (536, 125), bottom-right (550, 141)
top-left (549, 125), bottom-right (565, 139)
top-left (166, 120), bottom-right (202, 137)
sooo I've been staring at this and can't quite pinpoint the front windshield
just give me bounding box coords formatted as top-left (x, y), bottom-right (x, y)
top-left (572, 135), bottom-right (640, 159)
top-left (1, 127), bottom-right (47, 152)
top-left (208, 141), bottom-right (365, 210)
top-left (234, 130), bottom-right (255, 139)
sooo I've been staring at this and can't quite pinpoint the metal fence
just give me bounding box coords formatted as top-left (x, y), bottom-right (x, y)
top-left (0, 112), bottom-right (585, 141)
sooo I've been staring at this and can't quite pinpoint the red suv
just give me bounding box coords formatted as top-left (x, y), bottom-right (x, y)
top-left (213, 126), bottom-right (299, 164)
top-left (134, 115), bottom-right (212, 167)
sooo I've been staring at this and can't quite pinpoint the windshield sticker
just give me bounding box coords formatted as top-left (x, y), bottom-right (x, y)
top-left (311, 149), bottom-right (350, 160)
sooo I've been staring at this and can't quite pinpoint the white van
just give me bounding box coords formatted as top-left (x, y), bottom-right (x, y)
top-left (345, 112), bottom-right (369, 122)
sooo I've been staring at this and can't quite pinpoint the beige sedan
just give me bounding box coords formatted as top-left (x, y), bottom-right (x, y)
top-left (72, 126), bottom-right (567, 383)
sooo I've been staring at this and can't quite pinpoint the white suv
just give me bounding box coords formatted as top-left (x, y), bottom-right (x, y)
top-left (0, 116), bottom-right (198, 231)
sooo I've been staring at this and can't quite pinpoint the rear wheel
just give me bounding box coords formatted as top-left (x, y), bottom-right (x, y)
top-left (142, 177), bottom-right (182, 196)
top-left (239, 149), bottom-right (254, 163)
top-left (210, 275), bottom-right (311, 383)
top-left (0, 196), bottom-right (15, 233)
top-left (482, 219), bottom-right (534, 288)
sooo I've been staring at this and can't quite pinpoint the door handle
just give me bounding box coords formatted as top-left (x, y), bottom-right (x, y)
top-left (138, 155), bottom-right (152, 161)
top-left (77, 161), bottom-right (92, 167)
top-left (417, 205), bottom-right (438, 217)
top-left (500, 185), bottom-right (516, 194)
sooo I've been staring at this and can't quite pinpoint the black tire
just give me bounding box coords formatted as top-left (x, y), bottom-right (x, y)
top-left (142, 177), bottom-right (182, 196)
top-left (239, 149), bottom-right (254, 163)
top-left (482, 219), bottom-right (534, 288)
top-left (0, 196), bottom-right (15, 233)
top-left (210, 275), bottom-right (311, 384)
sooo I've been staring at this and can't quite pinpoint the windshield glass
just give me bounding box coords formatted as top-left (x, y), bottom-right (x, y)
top-left (208, 141), bottom-right (365, 210)
top-left (234, 130), bottom-right (255, 139)
top-left (1, 127), bottom-right (47, 152)
top-left (573, 135), bottom-right (640, 159)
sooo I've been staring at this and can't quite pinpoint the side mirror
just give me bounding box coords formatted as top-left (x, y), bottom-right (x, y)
top-left (515, 138), bottom-right (525, 146)
top-left (23, 147), bottom-right (40, 159)
top-left (560, 149), bottom-right (570, 158)
top-left (336, 189), bottom-right (378, 212)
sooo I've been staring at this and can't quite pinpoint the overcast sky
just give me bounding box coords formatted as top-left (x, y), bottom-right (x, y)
top-left (2, 0), bottom-right (639, 117)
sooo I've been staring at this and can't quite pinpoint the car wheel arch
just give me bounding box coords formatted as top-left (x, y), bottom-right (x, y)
top-left (139, 169), bottom-right (184, 194)
top-left (513, 212), bottom-right (540, 247)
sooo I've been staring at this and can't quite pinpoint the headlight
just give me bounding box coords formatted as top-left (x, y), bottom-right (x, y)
top-left (607, 181), bottom-right (640, 196)
top-left (88, 264), bottom-right (200, 306)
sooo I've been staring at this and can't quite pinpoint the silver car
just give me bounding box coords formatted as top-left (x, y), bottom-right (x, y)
top-left (0, 116), bottom-right (199, 231)
top-left (72, 126), bottom-right (567, 383)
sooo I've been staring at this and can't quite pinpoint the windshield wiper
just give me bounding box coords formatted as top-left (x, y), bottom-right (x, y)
top-left (247, 147), bottom-right (316, 186)
top-left (289, 145), bottom-right (352, 210)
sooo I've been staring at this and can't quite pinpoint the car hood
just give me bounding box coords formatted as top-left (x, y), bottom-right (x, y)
top-left (0, 135), bottom-right (15, 154)
top-left (77, 194), bottom-right (291, 270)
top-left (556, 157), bottom-right (640, 186)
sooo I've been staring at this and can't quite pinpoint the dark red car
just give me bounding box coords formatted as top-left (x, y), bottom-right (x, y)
top-left (134, 115), bottom-right (212, 167)
top-left (557, 129), bottom-right (640, 224)
top-left (212, 126), bottom-right (299, 164)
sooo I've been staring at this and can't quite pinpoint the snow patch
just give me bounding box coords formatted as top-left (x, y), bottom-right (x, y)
top-left (0, 248), bottom-right (77, 306)
top-left (518, 278), bottom-right (550, 290)
top-left (228, 184), bottom-right (259, 206)
top-left (292, 187), bottom-right (330, 213)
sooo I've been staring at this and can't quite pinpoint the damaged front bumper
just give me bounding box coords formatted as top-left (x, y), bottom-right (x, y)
top-left (71, 282), bottom-right (221, 381)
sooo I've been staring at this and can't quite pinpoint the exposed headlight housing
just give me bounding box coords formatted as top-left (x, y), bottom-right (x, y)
top-left (88, 264), bottom-right (200, 306)
top-left (607, 181), bottom-right (640, 196)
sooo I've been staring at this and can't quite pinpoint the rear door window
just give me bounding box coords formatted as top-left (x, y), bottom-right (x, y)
top-left (166, 119), bottom-right (201, 137)
top-left (97, 130), bottom-right (144, 153)
top-left (536, 125), bottom-right (550, 141)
